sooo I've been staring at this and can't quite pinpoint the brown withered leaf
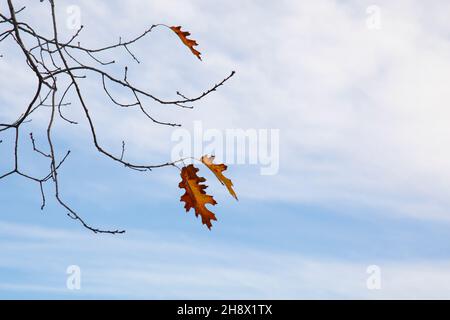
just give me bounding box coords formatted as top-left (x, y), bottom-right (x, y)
top-left (201, 155), bottom-right (238, 200)
top-left (179, 164), bottom-right (217, 229)
top-left (170, 26), bottom-right (202, 60)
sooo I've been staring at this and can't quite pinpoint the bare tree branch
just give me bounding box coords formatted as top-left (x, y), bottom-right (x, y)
top-left (0, 0), bottom-right (235, 234)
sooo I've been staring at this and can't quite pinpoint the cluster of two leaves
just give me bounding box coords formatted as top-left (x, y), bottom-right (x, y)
top-left (179, 156), bottom-right (237, 229)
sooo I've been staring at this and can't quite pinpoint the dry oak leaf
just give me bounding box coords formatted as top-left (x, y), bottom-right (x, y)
top-left (179, 164), bottom-right (217, 229)
top-left (201, 155), bottom-right (238, 200)
top-left (170, 26), bottom-right (202, 60)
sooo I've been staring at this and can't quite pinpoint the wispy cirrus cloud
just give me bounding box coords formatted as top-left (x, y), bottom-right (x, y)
top-left (2, 0), bottom-right (450, 299)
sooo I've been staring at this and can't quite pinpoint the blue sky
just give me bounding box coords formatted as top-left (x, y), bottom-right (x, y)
top-left (1, 0), bottom-right (450, 299)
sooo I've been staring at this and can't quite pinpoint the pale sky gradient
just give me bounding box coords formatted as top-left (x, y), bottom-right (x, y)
top-left (1, 0), bottom-right (450, 299)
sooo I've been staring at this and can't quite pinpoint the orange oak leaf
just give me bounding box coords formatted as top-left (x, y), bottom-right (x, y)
top-left (179, 164), bottom-right (217, 229)
top-left (170, 26), bottom-right (202, 60)
top-left (201, 155), bottom-right (238, 200)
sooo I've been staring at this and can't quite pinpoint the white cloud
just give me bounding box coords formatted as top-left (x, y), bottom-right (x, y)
top-left (46, 0), bottom-right (450, 220)
top-left (2, 1), bottom-right (450, 222)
